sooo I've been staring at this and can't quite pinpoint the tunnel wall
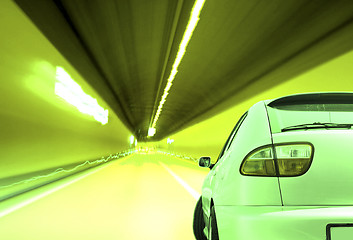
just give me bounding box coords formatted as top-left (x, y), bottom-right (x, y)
top-left (0, 0), bottom-right (131, 179)
top-left (162, 48), bottom-right (353, 161)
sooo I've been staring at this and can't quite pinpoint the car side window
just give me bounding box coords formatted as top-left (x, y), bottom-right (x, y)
top-left (216, 111), bottom-right (248, 162)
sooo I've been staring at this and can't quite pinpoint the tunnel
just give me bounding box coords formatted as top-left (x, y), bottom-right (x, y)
top-left (2, 0), bottom-right (353, 239)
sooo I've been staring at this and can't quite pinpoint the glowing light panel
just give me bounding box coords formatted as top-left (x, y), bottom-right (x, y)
top-left (150, 0), bottom-right (206, 133)
top-left (129, 135), bottom-right (135, 145)
top-left (55, 66), bottom-right (108, 125)
top-left (148, 127), bottom-right (156, 136)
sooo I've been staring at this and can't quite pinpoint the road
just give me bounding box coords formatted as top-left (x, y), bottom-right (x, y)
top-left (0, 152), bottom-right (209, 240)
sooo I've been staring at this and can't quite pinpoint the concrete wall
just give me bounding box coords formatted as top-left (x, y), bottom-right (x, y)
top-left (0, 0), bottom-right (131, 179)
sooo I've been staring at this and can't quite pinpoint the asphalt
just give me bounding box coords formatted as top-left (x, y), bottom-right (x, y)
top-left (0, 152), bottom-right (209, 240)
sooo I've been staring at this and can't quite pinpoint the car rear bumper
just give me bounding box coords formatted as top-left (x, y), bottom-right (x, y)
top-left (215, 205), bottom-right (353, 240)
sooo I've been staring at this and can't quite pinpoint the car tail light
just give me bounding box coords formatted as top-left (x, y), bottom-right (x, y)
top-left (240, 143), bottom-right (313, 177)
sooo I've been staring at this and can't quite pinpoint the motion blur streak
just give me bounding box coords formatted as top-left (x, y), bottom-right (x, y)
top-left (0, 153), bottom-right (208, 240)
top-left (150, 0), bottom-right (206, 132)
top-left (0, 151), bottom-right (131, 190)
top-left (0, 159), bottom-right (117, 218)
top-left (55, 66), bottom-right (109, 125)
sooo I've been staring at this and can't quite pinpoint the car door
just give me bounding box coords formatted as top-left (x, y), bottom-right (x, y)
top-left (202, 112), bottom-right (248, 218)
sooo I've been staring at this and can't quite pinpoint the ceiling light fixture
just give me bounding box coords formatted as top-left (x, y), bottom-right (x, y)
top-left (55, 66), bottom-right (109, 125)
top-left (149, 0), bottom-right (206, 136)
top-left (148, 127), bottom-right (156, 137)
top-left (129, 135), bottom-right (135, 145)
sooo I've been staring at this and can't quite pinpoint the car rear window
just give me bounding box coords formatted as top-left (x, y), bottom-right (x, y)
top-left (266, 103), bottom-right (353, 133)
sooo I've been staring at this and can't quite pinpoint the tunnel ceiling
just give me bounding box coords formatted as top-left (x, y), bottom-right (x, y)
top-left (15, 0), bottom-right (353, 141)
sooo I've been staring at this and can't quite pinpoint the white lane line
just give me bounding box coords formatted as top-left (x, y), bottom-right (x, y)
top-left (159, 161), bottom-right (200, 200)
top-left (0, 169), bottom-right (99, 218)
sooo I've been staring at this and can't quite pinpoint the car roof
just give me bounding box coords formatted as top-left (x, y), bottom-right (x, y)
top-left (264, 92), bottom-right (353, 107)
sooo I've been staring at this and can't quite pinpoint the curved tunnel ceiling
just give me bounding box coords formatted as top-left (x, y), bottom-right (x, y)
top-left (15, 0), bottom-right (353, 141)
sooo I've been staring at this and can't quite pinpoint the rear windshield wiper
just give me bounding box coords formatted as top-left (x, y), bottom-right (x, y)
top-left (281, 122), bottom-right (353, 132)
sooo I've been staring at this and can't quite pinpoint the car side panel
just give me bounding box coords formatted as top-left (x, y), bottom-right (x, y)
top-left (216, 205), bottom-right (353, 240)
top-left (212, 101), bottom-right (282, 206)
top-left (201, 101), bottom-right (282, 236)
top-left (273, 130), bottom-right (353, 206)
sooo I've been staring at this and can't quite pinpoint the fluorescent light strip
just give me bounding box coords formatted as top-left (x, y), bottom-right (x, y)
top-left (148, 127), bottom-right (156, 136)
top-left (150, 0), bottom-right (206, 134)
top-left (55, 67), bottom-right (109, 125)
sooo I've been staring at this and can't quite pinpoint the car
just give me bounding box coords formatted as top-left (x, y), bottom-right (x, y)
top-left (193, 92), bottom-right (353, 240)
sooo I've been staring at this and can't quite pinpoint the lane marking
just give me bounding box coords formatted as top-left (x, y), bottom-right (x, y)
top-left (159, 161), bottom-right (200, 200)
top-left (0, 167), bottom-right (104, 218)
top-left (0, 154), bottom-right (135, 218)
